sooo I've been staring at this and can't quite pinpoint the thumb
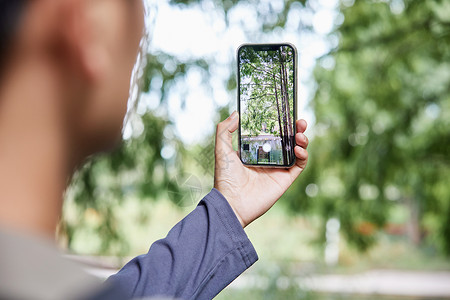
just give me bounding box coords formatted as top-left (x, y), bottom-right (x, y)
top-left (215, 111), bottom-right (239, 154)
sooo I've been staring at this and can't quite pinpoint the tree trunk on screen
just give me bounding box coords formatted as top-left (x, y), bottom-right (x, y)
top-left (273, 73), bottom-right (287, 165)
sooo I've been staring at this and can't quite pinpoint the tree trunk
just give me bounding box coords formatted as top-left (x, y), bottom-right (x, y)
top-left (280, 53), bottom-right (294, 164)
top-left (273, 73), bottom-right (287, 165)
top-left (279, 63), bottom-right (290, 164)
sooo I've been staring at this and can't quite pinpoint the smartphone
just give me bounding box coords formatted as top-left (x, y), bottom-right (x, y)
top-left (237, 43), bottom-right (297, 167)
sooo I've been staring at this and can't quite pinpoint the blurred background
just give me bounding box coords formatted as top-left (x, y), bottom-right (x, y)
top-left (59, 0), bottom-right (450, 299)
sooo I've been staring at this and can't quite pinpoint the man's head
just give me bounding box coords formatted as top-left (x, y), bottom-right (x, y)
top-left (0, 0), bottom-right (145, 159)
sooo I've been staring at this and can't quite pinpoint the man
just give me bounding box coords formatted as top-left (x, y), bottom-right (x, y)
top-left (0, 0), bottom-right (309, 299)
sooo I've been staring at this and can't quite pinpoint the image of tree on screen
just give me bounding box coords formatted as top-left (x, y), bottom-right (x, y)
top-left (240, 46), bottom-right (295, 165)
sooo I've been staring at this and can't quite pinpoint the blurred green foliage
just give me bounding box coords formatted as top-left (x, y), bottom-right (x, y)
top-left (61, 0), bottom-right (450, 258)
top-left (61, 52), bottom-right (207, 254)
top-left (285, 0), bottom-right (450, 254)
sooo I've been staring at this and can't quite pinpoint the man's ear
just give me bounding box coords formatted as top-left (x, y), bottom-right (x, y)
top-left (57, 0), bottom-right (108, 84)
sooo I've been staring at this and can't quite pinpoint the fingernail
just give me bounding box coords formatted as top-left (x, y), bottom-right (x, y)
top-left (230, 111), bottom-right (238, 120)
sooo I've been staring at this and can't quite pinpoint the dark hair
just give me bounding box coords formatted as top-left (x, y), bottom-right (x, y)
top-left (0, 0), bottom-right (28, 72)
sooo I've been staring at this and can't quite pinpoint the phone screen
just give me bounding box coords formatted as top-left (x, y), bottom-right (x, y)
top-left (238, 44), bottom-right (297, 167)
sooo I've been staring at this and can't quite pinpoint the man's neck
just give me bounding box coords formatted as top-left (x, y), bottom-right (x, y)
top-left (0, 60), bottom-right (70, 239)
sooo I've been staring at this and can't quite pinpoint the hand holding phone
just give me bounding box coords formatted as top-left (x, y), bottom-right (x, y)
top-left (238, 43), bottom-right (297, 167)
top-left (212, 43), bottom-right (307, 228)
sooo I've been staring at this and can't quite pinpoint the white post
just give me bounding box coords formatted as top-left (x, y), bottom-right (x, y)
top-left (325, 218), bottom-right (340, 266)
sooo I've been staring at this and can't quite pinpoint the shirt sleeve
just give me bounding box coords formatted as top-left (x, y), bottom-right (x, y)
top-left (105, 188), bottom-right (258, 300)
